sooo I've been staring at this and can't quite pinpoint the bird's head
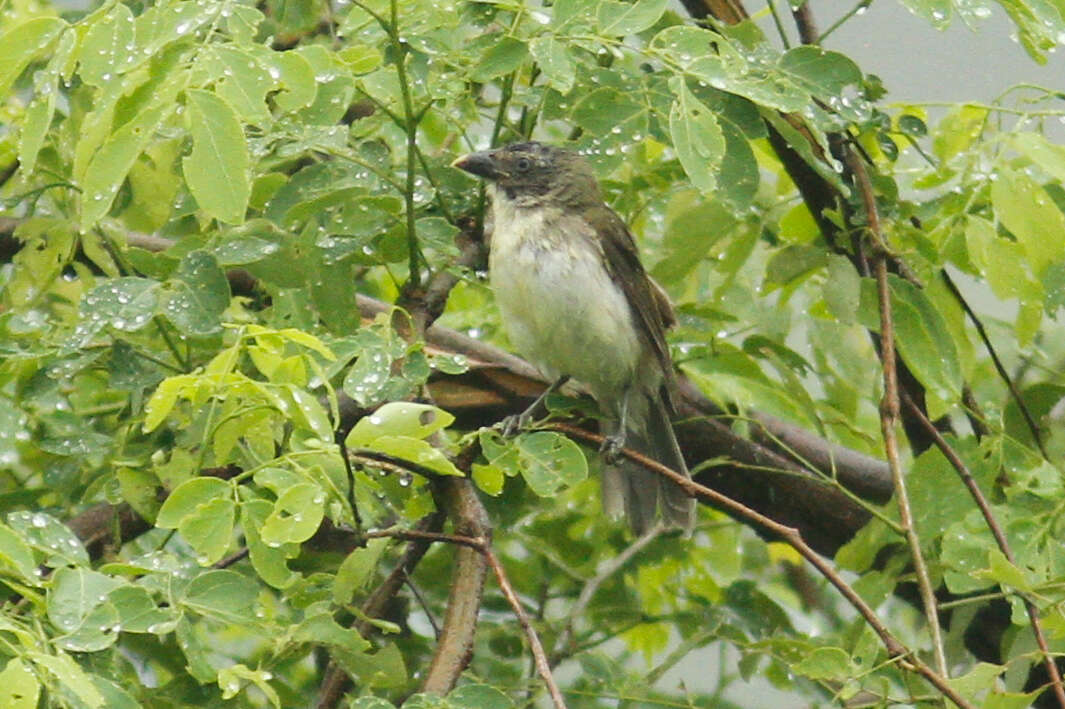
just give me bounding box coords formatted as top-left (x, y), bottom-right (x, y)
top-left (452, 141), bottom-right (601, 207)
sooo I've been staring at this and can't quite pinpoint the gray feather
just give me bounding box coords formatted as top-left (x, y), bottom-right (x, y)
top-left (602, 389), bottom-right (694, 535)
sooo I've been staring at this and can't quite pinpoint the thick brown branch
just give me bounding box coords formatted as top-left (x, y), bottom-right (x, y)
top-left (421, 477), bottom-right (490, 694)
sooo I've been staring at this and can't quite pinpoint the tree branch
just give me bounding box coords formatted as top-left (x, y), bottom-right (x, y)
top-left (850, 147), bottom-right (948, 678)
top-left (554, 424), bottom-right (975, 709)
top-left (903, 396), bottom-right (1065, 709)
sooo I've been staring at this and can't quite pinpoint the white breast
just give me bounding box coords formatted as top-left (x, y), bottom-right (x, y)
top-left (487, 191), bottom-right (643, 406)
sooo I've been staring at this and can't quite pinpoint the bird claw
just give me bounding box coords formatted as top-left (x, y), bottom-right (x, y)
top-left (499, 411), bottom-right (531, 438)
top-left (600, 433), bottom-right (625, 463)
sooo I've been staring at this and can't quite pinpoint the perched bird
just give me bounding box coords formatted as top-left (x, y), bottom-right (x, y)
top-left (452, 141), bottom-right (694, 534)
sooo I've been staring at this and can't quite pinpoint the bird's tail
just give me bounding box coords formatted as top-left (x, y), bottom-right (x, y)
top-left (601, 389), bottom-right (694, 535)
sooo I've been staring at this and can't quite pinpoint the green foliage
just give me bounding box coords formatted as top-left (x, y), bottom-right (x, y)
top-left (0, 0), bottom-right (1063, 705)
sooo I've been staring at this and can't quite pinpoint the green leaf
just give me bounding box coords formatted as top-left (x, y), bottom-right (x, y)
top-left (668, 77), bottom-right (725, 193)
top-left (472, 462), bottom-right (505, 496)
top-left (766, 244), bottom-right (828, 287)
top-left (0, 523), bottom-right (41, 582)
top-left (471, 37), bottom-right (527, 81)
top-left (293, 46), bottom-right (354, 124)
top-left (823, 254), bottom-right (861, 323)
top-left (515, 431), bottom-right (588, 497)
top-left (213, 235), bottom-right (281, 265)
top-left (29, 651), bottom-right (104, 708)
top-left (19, 89), bottom-right (57, 176)
top-left (1011, 132), bottom-right (1065, 184)
top-left (985, 692), bottom-right (1043, 709)
top-left (204, 46), bottom-right (274, 126)
top-left (179, 497), bottom-right (235, 565)
top-left (334, 538), bottom-right (389, 605)
top-left (0, 17), bottom-right (66, 96)
top-left (241, 500), bottom-right (299, 590)
top-left (596, 0), bottom-right (668, 35)
top-left (183, 89), bottom-right (251, 225)
top-left (79, 277), bottom-right (158, 335)
top-left (888, 275), bottom-right (962, 401)
top-left (80, 102), bottom-right (173, 228)
top-left (179, 570), bottom-right (257, 622)
top-left (338, 44), bottom-right (383, 74)
top-left (899, 0), bottom-right (951, 29)
top-left (293, 612), bottom-right (370, 651)
top-left (777, 46), bottom-right (861, 98)
top-left (897, 114), bottom-right (927, 137)
top-left (792, 647), bottom-right (852, 680)
top-left (269, 50), bottom-right (317, 112)
top-left (143, 375), bottom-right (195, 432)
top-left (947, 662), bottom-right (1004, 700)
top-left (347, 402), bottom-right (455, 446)
top-left (980, 548), bottom-right (1032, 592)
top-left (991, 168), bottom-right (1065, 277)
top-left (159, 250), bottom-right (230, 336)
top-left (78, 4), bottom-right (136, 86)
top-left (448, 684), bottom-right (516, 708)
top-left (260, 483), bottom-right (325, 545)
top-left (349, 698), bottom-right (397, 709)
top-left (157, 478), bottom-right (233, 529)
top-left (363, 436), bottom-right (464, 477)
top-left (529, 37), bottom-right (575, 94)
top-left (175, 616), bottom-right (216, 683)
top-left (108, 586), bottom-right (176, 633)
top-left (219, 665), bottom-right (281, 707)
top-left (7, 510), bottom-right (89, 567)
top-left (47, 567), bottom-right (123, 633)
top-left (0, 659), bottom-right (40, 709)
top-left (55, 601), bottom-right (120, 652)
top-left (573, 87), bottom-right (647, 136)
top-left (284, 386), bottom-right (333, 438)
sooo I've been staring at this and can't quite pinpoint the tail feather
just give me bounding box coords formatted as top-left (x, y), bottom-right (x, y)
top-left (601, 389), bottom-right (694, 535)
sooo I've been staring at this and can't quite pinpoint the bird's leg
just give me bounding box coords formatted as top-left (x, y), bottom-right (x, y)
top-left (600, 391), bottom-right (629, 463)
top-left (501, 375), bottom-right (571, 437)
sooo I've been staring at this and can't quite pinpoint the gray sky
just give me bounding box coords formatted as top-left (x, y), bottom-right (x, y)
top-left (804, 0), bottom-right (1065, 103)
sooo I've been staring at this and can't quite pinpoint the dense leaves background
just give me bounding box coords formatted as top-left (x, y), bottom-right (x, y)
top-left (0, 0), bottom-right (1064, 705)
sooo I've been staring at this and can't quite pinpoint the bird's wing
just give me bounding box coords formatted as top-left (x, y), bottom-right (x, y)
top-left (580, 203), bottom-right (678, 403)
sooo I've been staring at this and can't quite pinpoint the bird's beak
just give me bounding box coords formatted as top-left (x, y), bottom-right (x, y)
top-left (451, 150), bottom-right (502, 180)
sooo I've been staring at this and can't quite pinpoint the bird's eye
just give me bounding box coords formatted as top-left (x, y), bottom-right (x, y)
top-left (515, 157), bottom-right (532, 172)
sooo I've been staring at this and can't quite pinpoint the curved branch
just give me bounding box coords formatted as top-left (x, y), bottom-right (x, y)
top-left (556, 424), bottom-right (975, 709)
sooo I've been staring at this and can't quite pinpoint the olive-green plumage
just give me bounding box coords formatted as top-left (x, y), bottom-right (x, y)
top-left (453, 142), bottom-right (694, 534)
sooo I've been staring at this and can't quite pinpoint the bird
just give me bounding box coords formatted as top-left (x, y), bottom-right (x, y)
top-left (452, 141), bottom-right (694, 535)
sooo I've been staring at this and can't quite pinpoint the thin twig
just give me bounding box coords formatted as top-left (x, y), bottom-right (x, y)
top-left (939, 269), bottom-right (1049, 460)
top-left (847, 147), bottom-right (949, 680)
top-left (484, 547), bottom-right (569, 709)
top-left (316, 514), bottom-right (443, 709)
top-left (553, 424), bottom-right (974, 709)
top-left (213, 547), bottom-right (249, 569)
top-left (550, 524), bottom-right (662, 664)
top-left (817, 0), bottom-right (873, 42)
top-left (903, 396), bottom-right (1065, 709)
top-left (362, 527), bottom-right (485, 550)
top-left (367, 526), bottom-right (569, 709)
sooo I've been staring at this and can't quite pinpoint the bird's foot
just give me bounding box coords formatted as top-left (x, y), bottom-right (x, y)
top-left (499, 409), bottom-right (534, 438)
top-left (600, 433), bottom-right (626, 464)
top-left (498, 376), bottom-right (571, 438)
